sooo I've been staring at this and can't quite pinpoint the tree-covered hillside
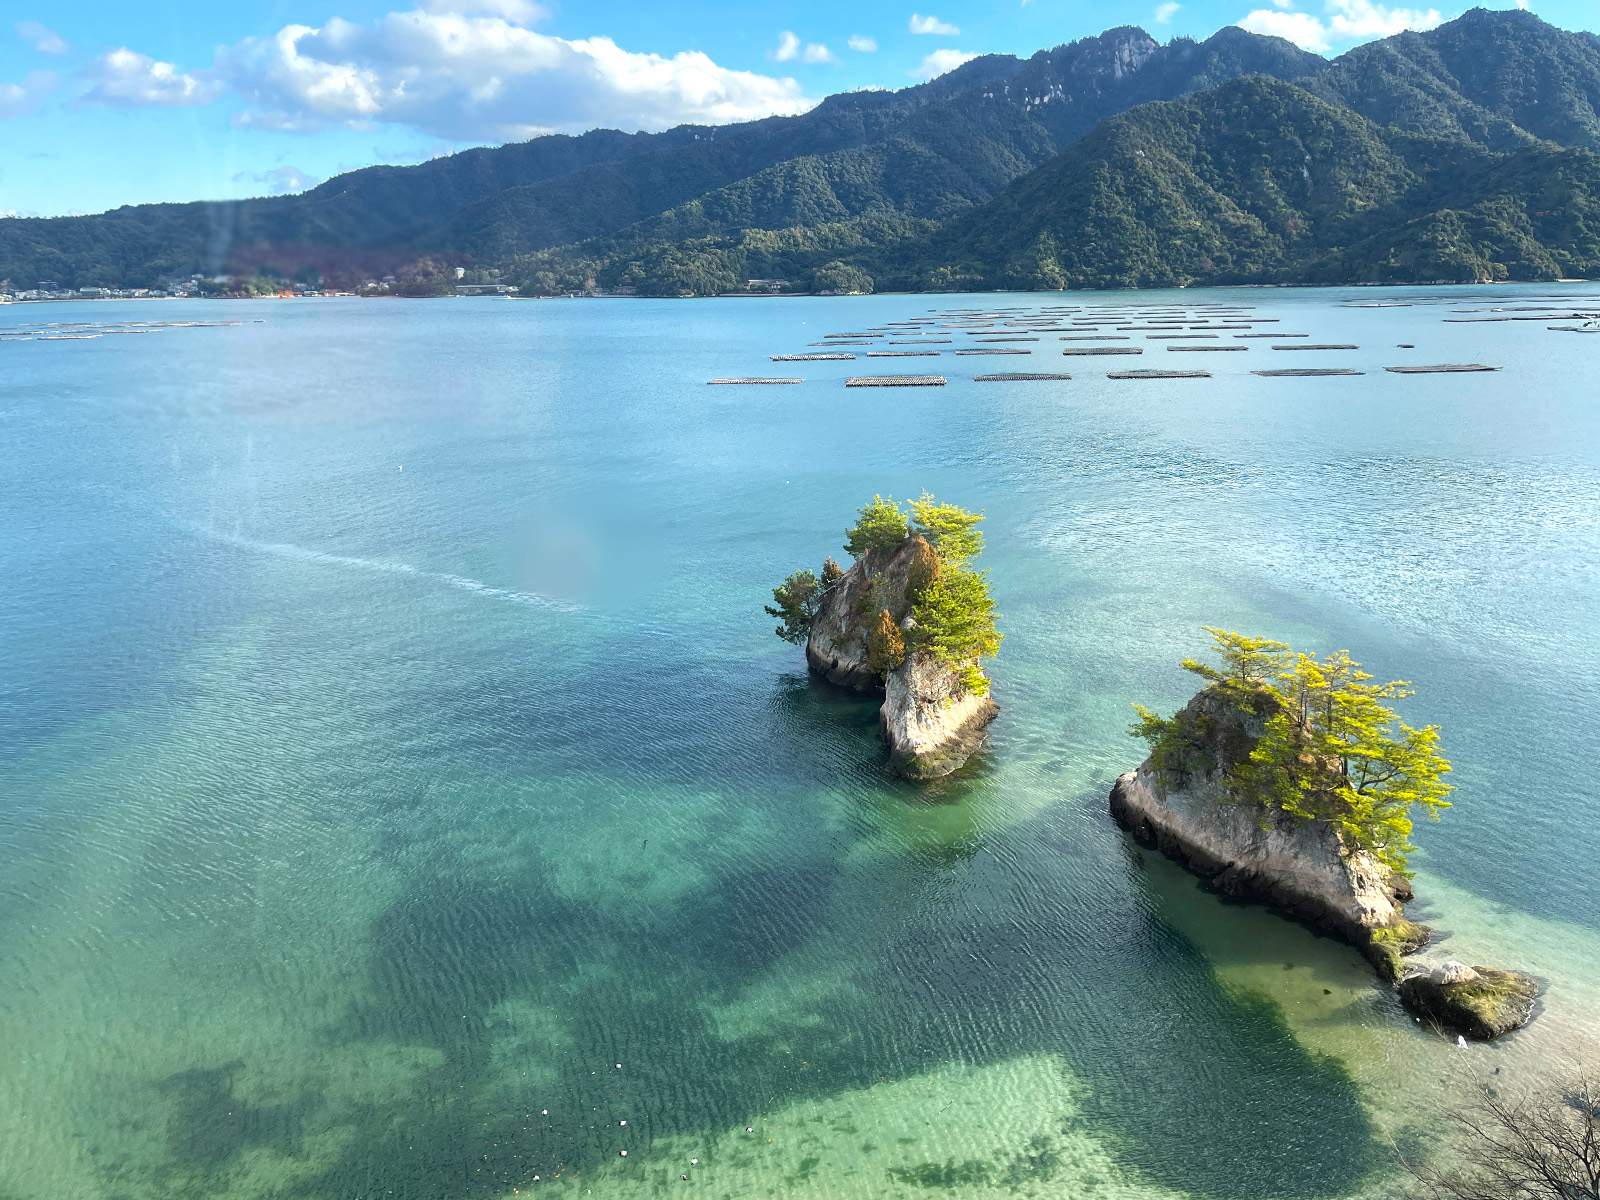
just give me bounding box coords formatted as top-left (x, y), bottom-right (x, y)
top-left (0, 24), bottom-right (1320, 289)
top-left (5, 8), bottom-right (1600, 293)
top-left (1308, 8), bottom-right (1600, 151)
top-left (874, 76), bottom-right (1600, 289)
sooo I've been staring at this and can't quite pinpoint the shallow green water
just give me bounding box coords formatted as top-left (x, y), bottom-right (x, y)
top-left (2, 288), bottom-right (1598, 1200)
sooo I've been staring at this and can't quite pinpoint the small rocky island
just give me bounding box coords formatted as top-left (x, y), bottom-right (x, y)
top-left (1113, 630), bottom-right (1538, 1040)
top-left (767, 494), bottom-right (1001, 779)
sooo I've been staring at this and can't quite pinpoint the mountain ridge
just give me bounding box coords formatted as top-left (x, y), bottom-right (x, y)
top-left (5, 9), bottom-right (1600, 292)
top-left (0, 24), bottom-right (1324, 289)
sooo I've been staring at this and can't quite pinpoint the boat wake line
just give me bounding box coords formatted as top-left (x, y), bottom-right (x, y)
top-left (184, 523), bottom-right (581, 614)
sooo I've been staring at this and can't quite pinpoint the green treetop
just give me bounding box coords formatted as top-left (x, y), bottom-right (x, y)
top-left (908, 491), bottom-right (986, 566)
top-left (907, 565), bottom-right (1002, 695)
top-left (844, 495), bottom-right (911, 558)
top-left (768, 492), bottom-right (1001, 695)
top-left (1132, 628), bottom-right (1453, 875)
top-left (765, 569), bottom-right (821, 644)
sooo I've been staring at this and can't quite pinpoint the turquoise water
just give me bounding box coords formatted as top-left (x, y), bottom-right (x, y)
top-left (3, 289), bottom-right (1599, 1200)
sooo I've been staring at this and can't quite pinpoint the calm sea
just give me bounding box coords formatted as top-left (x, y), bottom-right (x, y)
top-left (2, 288), bottom-right (1598, 1200)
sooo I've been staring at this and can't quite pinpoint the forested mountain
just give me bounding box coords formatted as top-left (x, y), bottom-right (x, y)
top-left (0, 24), bottom-right (1322, 288)
top-left (1307, 7), bottom-right (1600, 151)
top-left (4, 8), bottom-right (1600, 293)
top-left (878, 76), bottom-right (1600, 288)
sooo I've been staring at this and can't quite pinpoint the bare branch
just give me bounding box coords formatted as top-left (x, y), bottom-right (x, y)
top-left (1405, 1067), bottom-right (1600, 1200)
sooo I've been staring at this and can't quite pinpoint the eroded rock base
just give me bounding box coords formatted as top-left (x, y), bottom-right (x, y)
top-left (1110, 768), bottom-right (1429, 978)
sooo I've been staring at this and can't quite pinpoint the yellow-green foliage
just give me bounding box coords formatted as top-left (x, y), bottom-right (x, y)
top-left (770, 494), bottom-right (1001, 695)
top-left (1132, 628), bottom-right (1454, 876)
top-left (844, 495), bottom-right (911, 558)
top-left (866, 609), bottom-right (907, 678)
top-left (908, 492), bottom-right (985, 566)
top-left (908, 566), bottom-right (1002, 696)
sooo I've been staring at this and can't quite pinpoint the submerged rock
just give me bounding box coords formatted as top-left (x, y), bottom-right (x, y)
top-left (1399, 964), bottom-right (1539, 1040)
top-left (1109, 684), bottom-right (1429, 978)
top-left (805, 536), bottom-right (996, 779)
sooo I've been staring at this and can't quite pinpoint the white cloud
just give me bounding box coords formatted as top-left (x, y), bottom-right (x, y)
top-left (233, 165), bottom-right (325, 194)
top-left (909, 13), bottom-right (960, 35)
top-left (1239, 8), bottom-right (1334, 49)
top-left (1326, 0), bottom-right (1442, 38)
top-left (848, 34), bottom-right (878, 52)
top-left (911, 48), bottom-right (976, 78)
top-left (213, 7), bottom-right (816, 139)
top-left (419, 0), bottom-right (548, 19)
top-left (0, 69), bottom-right (55, 117)
top-left (16, 21), bottom-right (69, 54)
top-left (1239, 0), bottom-right (1442, 52)
top-left (78, 48), bottom-right (223, 107)
top-left (1154, 2), bottom-right (1181, 23)
top-left (773, 33), bottom-right (833, 63)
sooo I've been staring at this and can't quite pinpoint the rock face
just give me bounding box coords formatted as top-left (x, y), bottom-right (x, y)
top-left (881, 635), bottom-right (1000, 780)
top-left (805, 541), bottom-right (914, 691)
top-left (805, 537), bottom-right (997, 779)
top-left (1109, 685), bottom-right (1428, 977)
top-left (1399, 964), bottom-right (1540, 1040)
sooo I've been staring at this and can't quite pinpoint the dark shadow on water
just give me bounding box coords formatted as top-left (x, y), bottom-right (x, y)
top-left (157, 1061), bottom-right (322, 1172)
top-left (146, 771), bottom-right (1381, 1200)
top-left (771, 669), bottom-right (1003, 804)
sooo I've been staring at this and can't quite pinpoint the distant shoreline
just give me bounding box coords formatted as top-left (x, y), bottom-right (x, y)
top-left (4, 278), bottom-right (1594, 306)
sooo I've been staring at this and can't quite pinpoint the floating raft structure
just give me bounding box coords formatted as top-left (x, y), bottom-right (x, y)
top-left (846, 375), bottom-right (946, 387)
top-left (888, 338), bottom-right (951, 344)
top-left (772, 353), bottom-right (853, 361)
top-left (1273, 344), bottom-right (1358, 350)
top-left (1384, 364), bottom-right (1500, 373)
top-left (809, 341), bottom-right (871, 346)
top-left (1061, 335), bottom-right (1129, 341)
top-left (956, 348), bottom-right (1031, 355)
top-left (1108, 369), bottom-right (1211, 380)
top-left (974, 336), bottom-right (1039, 342)
top-left (1549, 325), bottom-right (1600, 332)
top-left (708, 377), bottom-right (803, 385)
top-left (975, 372), bottom-right (1073, 381)
top-left (869, 350), bottom-right (940, 357)
top-left (1237, 332), bottom-right (1306, 338)
top-left (1254, 368), bottom-right (1364, 377)
top-left (1065, 346), bottom-right (1142, 355)
top-left (1168, 344), bottom-right (1247, 351)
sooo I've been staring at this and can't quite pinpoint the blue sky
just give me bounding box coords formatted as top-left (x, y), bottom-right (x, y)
top-left (1, 0), bottom-right (1588, 217)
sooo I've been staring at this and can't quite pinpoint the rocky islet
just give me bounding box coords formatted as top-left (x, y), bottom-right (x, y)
top-left (1109, 639), bottom-right (1539, 1041)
